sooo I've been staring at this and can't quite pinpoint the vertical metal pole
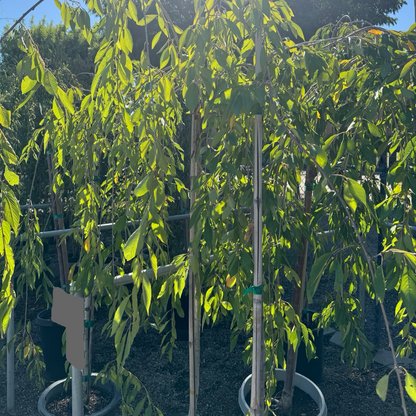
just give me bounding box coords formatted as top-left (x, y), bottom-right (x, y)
top-left (71, 284), bottom-right (84, 416)
top-left (250, 28), bottom-right (265, 416)
top-left (189, 107), bottom-right (201, 416)
top-left (83, 294), bottom-right (92, 405)
top-left (6, 299), bottom-right (14, 413)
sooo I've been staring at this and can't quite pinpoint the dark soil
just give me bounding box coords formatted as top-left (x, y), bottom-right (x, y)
top-left (46, 388), bottom-right (112, 416)
top-left (247, 382), bottom-right (320, 416)
top-left (1, 233), bottom-right (416, 415)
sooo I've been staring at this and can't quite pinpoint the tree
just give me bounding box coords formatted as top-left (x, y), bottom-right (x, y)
top-left (3, 1), bottom-right (416, 416)
top-left (0, 19), bottom-right (98, 204)
top-left (287, 0), bottom-right (406, 40)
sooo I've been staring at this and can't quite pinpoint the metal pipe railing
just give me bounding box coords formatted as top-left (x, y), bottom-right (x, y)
top-left (6, 297), bottom-right (14, 413)
top-left (36, 214), bottom-right (192, 239)
top-left (19, 203), bottom-right (51, 210)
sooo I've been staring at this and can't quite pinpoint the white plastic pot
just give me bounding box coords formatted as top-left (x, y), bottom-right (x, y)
top-left (238, 368), bottom-right (327, 416)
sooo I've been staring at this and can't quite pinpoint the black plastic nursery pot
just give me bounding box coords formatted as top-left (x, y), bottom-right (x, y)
top-left (38, 373), bottom-right (121, 416)
top-left (36, 309), bottom-right (67, 381)
top-left (286, 310), bottom-right (324, 384)
top-left (296, 325), bottom-right (324, 384)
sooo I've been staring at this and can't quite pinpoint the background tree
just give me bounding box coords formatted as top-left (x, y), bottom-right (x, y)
top-left (0, 19), bottom-right (98, 206)
top-left (287, 0), bottom-right (406, 40)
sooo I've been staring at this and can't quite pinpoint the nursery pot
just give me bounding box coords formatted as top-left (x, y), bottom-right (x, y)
top-left (38, 373), bottom-right (121, 416)
top-left (36, 309), bottom-right (67, 381)
top-left (295, 310), bottom-right (324, 383)
top-left (238, 368), bottom-right (327, 416)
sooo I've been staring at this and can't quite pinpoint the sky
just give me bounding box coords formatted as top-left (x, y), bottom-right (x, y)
top-left (0, 0), bottom-right (415, 36)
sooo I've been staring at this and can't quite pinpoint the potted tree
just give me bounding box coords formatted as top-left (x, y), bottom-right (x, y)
top-left (170, 1), bottom-right (416, 416)
top-left (3, 1), bottom-right (416, 416)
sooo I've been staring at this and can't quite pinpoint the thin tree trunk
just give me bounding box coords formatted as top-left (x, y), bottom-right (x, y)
top-left (47, 152), bottom-right (69, 286)
top-left (189, 107), bottom-right (201, 416)
top-left (250, 28), bottom-right (265, 416)
top-left (281, 164), bottom-right (317, 415)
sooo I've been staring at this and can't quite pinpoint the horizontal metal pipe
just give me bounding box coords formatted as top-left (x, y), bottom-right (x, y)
top-left (386, 222), bottom-right (416, 232)
top-left (113, 254), bottom-right (216, 286)
top-left (36, 214), bottom-right (193, 239)
top-left (19, 203), bottom-right (51, 210)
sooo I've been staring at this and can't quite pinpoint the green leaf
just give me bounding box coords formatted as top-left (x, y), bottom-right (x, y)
top-left (124, 227), bottom-right (141, 261)
top-left (60, 2), bottom-right (71, 29)
top-left (149, 247), bottom-right (157, 280)
top-left (15, 86), bottom-right (39, 111)
top-left (400, 58), bottom-right (416, 78)
top-left (21, 76), bottom-right (37, 94)
top-left (322, 134), bottom-right (338, 151)
top-left (405, 372), bottom-right (416, 403)
top-left (345, 179), bottom-right (367, 210)
top-left (368, 122), bottom-right (382, 138)
top-left (142, 275), bottom-right (152, 315)
top-left (374, 266), bottom-right (385, 303)
top-left (57, 87), bottom-right (74, 114)
top-left (52, 98), bottom-right (64, 119)
top-left (333, 259), bottom-right (343, 291)
top-left (128, 0), bottom-right (140, 25)
top-left (403, 136), bottom-right (416, 162)
top-left (134, 398), bottom-right (146, 416)
top-left (43, 71), bottom-right (58, 96)
top-left (111, 296), bottom-right (130, 336)
top-left (343, 180), bottom-right (357, 213)
top-left (123, 28), bottom-right (133, 53)
top-left (4, 167), bottom-right (19, 186)
top-left (376, 374), bottom-right (389, 401)
top-left (151, 223), bottom-right (168, 244)
top-left (2, 186), bottom-right (21, 234)
top-left (144, 405), bottom-right (152, 416)
top-left (161, 76), bottom-right (172, 102)
top-left (0, 104), bottom-right (11, 128)
top-left (307, 253), bottom-right (331, 303)
top-left (152, 31), bottom-right (162, 49)
top-left (134, 174), bottom-right (151, 197)
top-left (400, 269), bottom-right (416, 318)
top-left (184, 82), bottom-right (199, 112)
top-left (313, 146), bottom-right (327, 168)
top-left (137, 14), bottom-right (157, 26)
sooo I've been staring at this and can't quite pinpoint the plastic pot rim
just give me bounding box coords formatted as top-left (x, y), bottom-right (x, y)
top-left (238, 368), bottom-right (327, 416)
top-left (38, 373), bottom-right (121, 416)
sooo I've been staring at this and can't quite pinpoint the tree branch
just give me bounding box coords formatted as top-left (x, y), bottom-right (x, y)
top-left (0, 0), bottom-right (45, 44)
top-left (267, 86), bottom-right (409, 416)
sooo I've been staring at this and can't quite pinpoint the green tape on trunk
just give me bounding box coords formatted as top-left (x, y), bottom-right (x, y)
top-left (244, 284), bottom-right (263, 296)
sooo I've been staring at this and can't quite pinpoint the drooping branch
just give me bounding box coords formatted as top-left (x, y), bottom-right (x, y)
top-left (267, 87), bottom-right (409, 416)
top-left (0, 0), bottom-right (45, 44)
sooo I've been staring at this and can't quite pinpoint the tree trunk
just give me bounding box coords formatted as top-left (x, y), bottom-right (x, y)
top-left (47, 152), bottom-right (69, 287)
top-left (250, 28), bottom-right (265, 416)
top-left (189, 107), bottom-right (201, 416)
top-left (281, 164), bottom-right (317, 415)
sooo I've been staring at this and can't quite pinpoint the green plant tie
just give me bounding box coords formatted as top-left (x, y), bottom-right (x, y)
top-left (93, 175), bottom-right (101, 182)
top-left (46, 150), bottom-right (53, 155)
top-left (60, 284), bottom-right (69, 290)
top-left (244, 284), bottom-right (263, 296)
top-left (84, 320), bottom-right (94, 328)
top-left (83, 374), bottom-right (91, 382)
top-left (54, 214), bottom-right (64, 219)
